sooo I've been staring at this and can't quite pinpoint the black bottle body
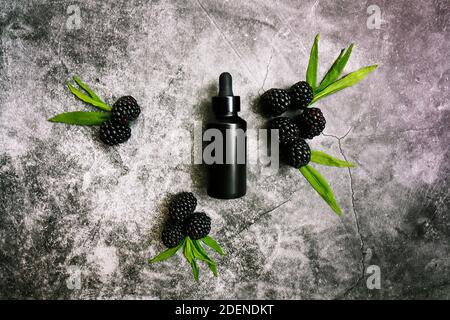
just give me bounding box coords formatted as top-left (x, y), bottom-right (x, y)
top-left (206, 114), bottom-right (247, 199)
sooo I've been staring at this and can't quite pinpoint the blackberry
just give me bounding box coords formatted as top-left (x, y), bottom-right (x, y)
top-left (111, 96), bottom-right (141, 124)
top-left (269, 117), bottom-right (300, 145)
top-left (185, 212), bottom-right (211, 240)
top-left (99, 120), bottom-right (131, 145)
top-left (296, 107), bottom-right (326, 139)
top-left (161, 223), bottom-right (185, 248)
top-left (281, 139), bottom-right (311, 168)
top-left (289, 81), bottom-right (313, 109)
top-left (169, 192), bottom-right (197, 223)
top-left (260, 88), bottom-right (291, 117)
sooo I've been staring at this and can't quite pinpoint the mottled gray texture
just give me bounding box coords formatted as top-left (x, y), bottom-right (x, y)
top-left (0, 0), bottom-right (449, 299)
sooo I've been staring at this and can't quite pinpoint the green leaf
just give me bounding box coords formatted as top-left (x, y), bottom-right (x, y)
top-left (311, 65), bottom-right (378, 104)
top-left (311, 150), bottom-right (355, 168)
top-left (299, 165), bottom-right (342, 215)
top-left (193, 240), bottom-right (218, 277)
top-left (72, 76), bottom-right (105, 103)
top-left (205, 260), bottom-right (217, 277)
top-left (190, 260), bottom-right (199, 282)
top-left (306, 33), bottom-right (320, 89)
top-left (148, 238), bottom-right (185, 263)
top-left (184, 237), bottom-right (194, 261)
top-left (191, 240), bottom-right (215, 264)
top-left (314, 49), bottom-right (344, 94)
top-left (201, 236), bottom-right (224, 256)
top-left (67, 83), bottom-right (111, 111)
top-left (184, 238), bottom-right (199, 281)
top-left (316, 44), bottom-right (354, 93)
top-left (48, 111), bottom-right (110, 125)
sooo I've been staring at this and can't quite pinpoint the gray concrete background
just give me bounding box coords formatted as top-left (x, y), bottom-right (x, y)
top-left (0, 0), bottom-right (449, 299)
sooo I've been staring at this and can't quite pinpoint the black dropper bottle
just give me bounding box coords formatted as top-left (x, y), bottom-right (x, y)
top-left (206, 72), bottom-right (247, 199)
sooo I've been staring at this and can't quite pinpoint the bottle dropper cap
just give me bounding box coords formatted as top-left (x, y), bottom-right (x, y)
top-left (212, 72), bottom-right (240, 114)
top-left (218, 72), bottom-right (234, 96)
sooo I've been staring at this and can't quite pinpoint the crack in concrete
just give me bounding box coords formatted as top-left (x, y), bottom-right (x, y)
top-left (271, 6), bottom-right (308, 58)
top-left (223, 193), bottom-right (296, 258)
top-left (260, 49), bottom-right (274, 93)
top-left (323, 129), bottom-right (366, 299)
top-left (195, 0), bottom-right (260, 86)
top-left (230, 193), bottom-right (295, 239)
top-left (158, 66), bottom-right (184, 98)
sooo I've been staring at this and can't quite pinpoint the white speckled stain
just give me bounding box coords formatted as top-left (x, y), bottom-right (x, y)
top-left (92, 245), bottom-right (118, 279)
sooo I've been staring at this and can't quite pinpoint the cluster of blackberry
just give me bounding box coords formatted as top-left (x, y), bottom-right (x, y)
top-left (151, 192), bottom-right (223, 281)
top-left (261, 81), bottom-right (326, 168)
top-left (162, 192), bottom-right (211, 248)
top-left (99, 96), bottom-right (141, 146)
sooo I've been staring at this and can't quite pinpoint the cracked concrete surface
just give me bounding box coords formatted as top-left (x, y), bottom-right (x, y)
top-left (0, 0), bottom-right (449, 299)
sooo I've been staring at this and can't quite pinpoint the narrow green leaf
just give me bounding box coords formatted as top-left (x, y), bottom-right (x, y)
top-left (191, 240), bottom-right (215, 264)
top-left (313, 49), bottom-right (344, 95)
top-left (148, 238), bottom-right (185, 263)
top-left (193, 240), bottom-right (218, 277)
top-left (205, 260), bottom-right (217, 277)
top-left (67, 83), bottom-right (111, 111)
top-left (190, 260), bottom-right (199, 282)
top-left (306, 33), bottom-right (320, 89)
top-left (311, 65), bottom-right (378, 103)
top-left (72, 76), bottom-right (105, 103)
top-left (184, 237), bottom-right (194, 261)
top-left (201, 236), bottom-right (224, 256)
top-left (207, 263), bottom-right (219, 277)
top-left (299, 165), bottom-right (342, 215)
top-left (317, 44), bottom-right (354, 92)
top-left (48, 111), bottom-right (110, 126)
top-left (184, 238), bottom-right (199, 281)
top-left (311, 150), bottom-right (356, 168)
